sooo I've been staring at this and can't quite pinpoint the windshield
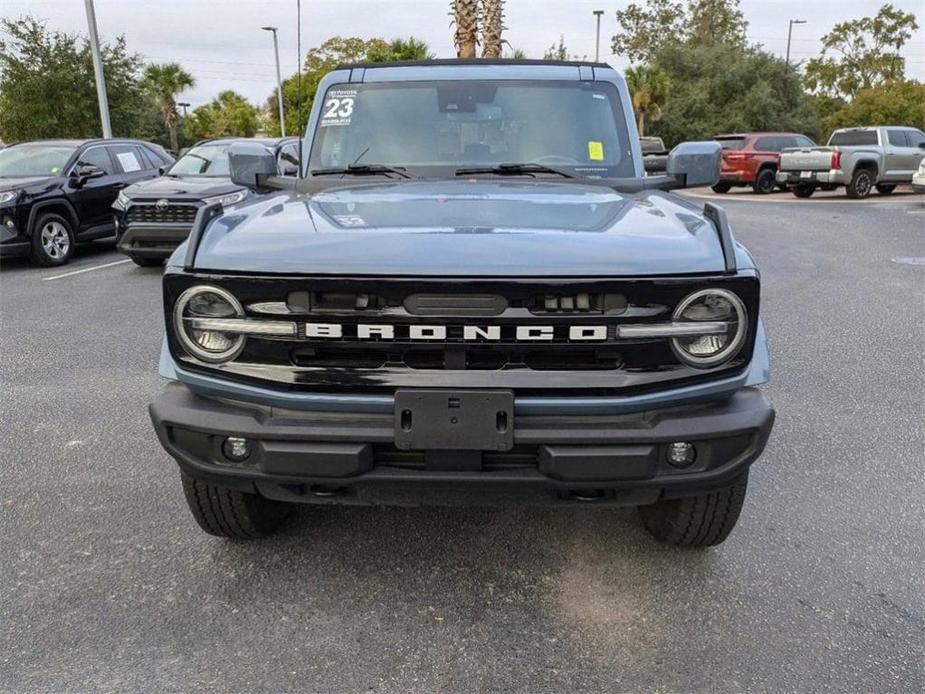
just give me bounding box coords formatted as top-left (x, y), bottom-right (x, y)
top-left (829, 130), bottom-right (879, 147)
top-left (309, 80), bottom-right (635, 178)
top-left (0, 144), bottom-right (77, 178)
top-left (168, 143), bottom-right (232, 177)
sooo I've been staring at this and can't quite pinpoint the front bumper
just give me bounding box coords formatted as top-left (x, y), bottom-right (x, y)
top-left (777, 170), bottom-right (845, 186)
top-left (912, 173), bottom-right (925, 193)
top-left (117, 222), bottom-right (192, 259)
top-left (150, 383), bottom-right (775, 507)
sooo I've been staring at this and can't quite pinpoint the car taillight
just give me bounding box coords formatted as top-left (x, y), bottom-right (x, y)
top-left (725, 153), bottom-right (746, 162)
top-left (831, 151), bottom-right (842, 169)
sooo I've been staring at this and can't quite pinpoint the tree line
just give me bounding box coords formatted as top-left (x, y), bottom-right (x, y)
top-left (1, 2), bottom-right (922, 150)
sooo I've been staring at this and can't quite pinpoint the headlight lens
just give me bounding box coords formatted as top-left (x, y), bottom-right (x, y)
top-left (0, 191), bottom-right (16, 205)
top-left (173, 286), bottom-right (246, 363)
top-left (671, 288), bottom-right (747, 367)
top-left (202, 189), bottom-right (247, 207)
top-left (114, 190), bottom-right (130, 209)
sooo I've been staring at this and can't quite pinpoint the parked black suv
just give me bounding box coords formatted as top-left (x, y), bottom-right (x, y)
top-left (0, 139), bottom-right (173, 266)
top-left (114, 137), bottom-right (300, 267)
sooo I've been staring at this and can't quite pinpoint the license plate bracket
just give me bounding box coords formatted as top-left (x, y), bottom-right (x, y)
top-left (394, 389), bottom-right (514, 451)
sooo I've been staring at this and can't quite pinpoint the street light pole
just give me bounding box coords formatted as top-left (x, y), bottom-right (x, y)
top-left (83, 0), bottom-right (112, 138)
top-left (262, 26), bottom-right (286, 137)
top-left (593, 10), bottom-right (604, 63)
top-left (786, 19), bottom-right (807, 66)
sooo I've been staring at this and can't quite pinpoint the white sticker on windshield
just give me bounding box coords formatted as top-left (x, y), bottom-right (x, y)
top-left (117, 151), bottom-right (141, 172)
top-left (319, 89), bottom-right (357, 127)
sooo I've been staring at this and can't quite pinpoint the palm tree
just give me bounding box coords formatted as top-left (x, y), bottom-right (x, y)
top-left (451, 0), bottom-right (479, 59)
top-left (624, 65), bottom-right (670, 137)
top-left (480, 0), bottom-right (505, 58)
top-left (143, 63), bottom-right (195, 153)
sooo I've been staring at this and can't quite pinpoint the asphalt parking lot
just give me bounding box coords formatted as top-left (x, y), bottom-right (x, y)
top-left (1, 189), bottom-right (923, 693)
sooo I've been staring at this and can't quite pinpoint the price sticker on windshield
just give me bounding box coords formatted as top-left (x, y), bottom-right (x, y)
top-left (320, 89), bottom-right (357, 127)
top-left (588, 141), bottom-right (604, 161)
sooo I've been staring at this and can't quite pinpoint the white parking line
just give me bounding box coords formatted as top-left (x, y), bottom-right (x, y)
top-left (42, 258), bottom-right (131, 281)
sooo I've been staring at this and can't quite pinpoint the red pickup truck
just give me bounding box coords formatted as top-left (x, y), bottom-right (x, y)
top-left (712, 132), bottom-right (816, 194)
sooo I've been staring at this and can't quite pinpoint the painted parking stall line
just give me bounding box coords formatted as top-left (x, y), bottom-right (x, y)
top-left (42, 258), bottom-right (132, 281)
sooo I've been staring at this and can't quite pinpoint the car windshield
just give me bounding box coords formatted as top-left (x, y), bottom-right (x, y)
top-left (0, 144), bottom-right (77, 178)
top-left (168, 143), bottom-right (232, 177)
top-left (829, 131), bottom-right (878, 147)
top-left (308, 80), bottom-right (635, 178)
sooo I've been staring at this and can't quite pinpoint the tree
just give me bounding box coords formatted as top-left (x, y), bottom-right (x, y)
top-left (481, 0), bottom-right (505, 58)
top-left (451, 0), bottom-right (479, 58)
top-left (823, 80), bottom-right (925, 134)
top-left (185, 91), bottom-right (259, 140)
top-left (543, 36), bottom-right (585, 61)
top-left (804, 4), bottom-right (919, 101)
top-left (611, 0), bottom-right (746, 63)
top-left (649, 43), bottom-right (819, 145)
top-left (0, 17), bottom-right (146, 141)
top-left (143, 63), bottom-right (195, 153)
top-left (625, 65), bottom-right (670, 136)
top-left (266, 36), bottom-right (432, 137)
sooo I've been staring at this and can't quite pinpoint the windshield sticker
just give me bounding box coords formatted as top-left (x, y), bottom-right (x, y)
top-left (333, 214), bottom-right (367, 227)
top-left (320, 89), bottom-right (357, 127)
top-left (117, 151), bottom-right (141, 172)
top-left (50, 166), bottom-right (60, 174)
top-left (587, 141), bottom-right (604, 161)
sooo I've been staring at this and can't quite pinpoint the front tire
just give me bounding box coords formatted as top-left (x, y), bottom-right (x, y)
top-left (711, 182), bottom-right (732, 194)
top-left (875, 184), bottom-right (896, 195)
top-left (846, 169), bottom-right (874, 199)
top-left (752, 168), bottom-right (776, 194)
top-left (181, 473), bottom-right (293, 539)
top-left (29, 212), bottom-right (74, 267)
top-left (639, 472), bottom-right (749, 547)
top-left (792, 184), bottom-right (815, 198)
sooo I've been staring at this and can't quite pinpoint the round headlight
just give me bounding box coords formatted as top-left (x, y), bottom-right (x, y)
top-left (670, 288), bottom-right (747, 367)
top-left (173, 285), bottom-right (245, 363)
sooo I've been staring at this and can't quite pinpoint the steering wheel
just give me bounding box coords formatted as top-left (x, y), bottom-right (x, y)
top-left (532, 155), bottom-right (581, 165)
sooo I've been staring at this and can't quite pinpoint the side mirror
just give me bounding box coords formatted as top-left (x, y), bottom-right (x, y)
top-left (229, 142), bottom-right (278, 190)
top-left (72, 164), bottom-right (105, 186)
top-left (280, 162), bottom-right (299, 176)
top-left (918, 141), bottom-right (925, 150)
top-left (666, 141), bottom-right (722, 188)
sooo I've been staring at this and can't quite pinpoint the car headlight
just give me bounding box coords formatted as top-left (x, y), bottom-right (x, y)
top-left (173, 285), bottom-right (246, 363)
top-left (113, 190), bottom-right (131, 210)
top-left (0, 191), bottom-right (17, 205)
top-left (202, 189), bottom-right (247, 207)
top-left (670, 288), bottom-right (747, 367)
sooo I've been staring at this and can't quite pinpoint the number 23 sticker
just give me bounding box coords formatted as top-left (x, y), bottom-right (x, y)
top-left (320, 89), bottom-right (357, 126)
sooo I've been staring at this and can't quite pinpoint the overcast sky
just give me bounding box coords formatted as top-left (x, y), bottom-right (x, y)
top-left (5, 0), bottom-right (924, 108)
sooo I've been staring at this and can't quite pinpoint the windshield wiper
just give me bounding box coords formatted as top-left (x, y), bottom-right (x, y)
top-left (455, 162), bottom-right (576, 179)
top-left (310, 164), bottom-right (411, 179)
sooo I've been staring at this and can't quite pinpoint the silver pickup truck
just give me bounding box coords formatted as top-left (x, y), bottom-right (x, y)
top-left (777, 126), bottom-right (925, 199)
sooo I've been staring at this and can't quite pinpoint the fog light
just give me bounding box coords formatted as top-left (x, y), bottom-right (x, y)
top-left (221, 436), bottom-right (251, 462)
top-left (666, 441), bottom-right (696, 468)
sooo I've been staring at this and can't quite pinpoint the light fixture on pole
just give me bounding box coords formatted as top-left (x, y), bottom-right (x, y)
top-left (593, 10), bottom-right (605, 63)
top-left (261, 26), bottom-right (286, 137)
top-left (178, 102), bottom-right (190, 118)
top-left (84, 0), bottom-right (112, 138)
top-left (786, 19), bottom-right (807, 66)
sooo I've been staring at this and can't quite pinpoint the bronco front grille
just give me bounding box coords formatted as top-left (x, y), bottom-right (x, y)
top-left (127, 203), bottom-right (199, 225)
top-left (163, 273), bottom-right (760, 394)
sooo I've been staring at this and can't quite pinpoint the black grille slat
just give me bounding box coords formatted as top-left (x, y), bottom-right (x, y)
top-left (127, 203), bottom-right (199, 225)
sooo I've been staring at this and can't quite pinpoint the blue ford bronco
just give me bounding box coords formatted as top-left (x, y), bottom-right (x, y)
top-left (149, 60), bottom-right (774, 546)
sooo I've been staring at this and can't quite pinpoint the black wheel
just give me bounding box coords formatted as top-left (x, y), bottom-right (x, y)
top-left (29, 212), bottom-right (74, 267)
top-left (846, 168), bottom-right (874, 199)
top-left (752, 168), bottom-right (776, 194)
top-left (130, 256), bottom-right (165, 268)
top-left (181, 473), bottom-right (293, 539)
top-left (711, 182), bottom-right (732, 194)
top-left (792, 184), bottom-right (815, 198)
top-left (875, 184), bottom-right (896, 195)
top-left (639, 472), bottom-right (749, 547)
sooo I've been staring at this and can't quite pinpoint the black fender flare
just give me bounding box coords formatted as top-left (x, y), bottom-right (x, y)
top-left (26, 198), bottom-right (80, 238)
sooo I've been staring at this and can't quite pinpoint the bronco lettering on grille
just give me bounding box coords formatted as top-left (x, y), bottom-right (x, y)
top-left (303, 323), bottom-right (609, 342)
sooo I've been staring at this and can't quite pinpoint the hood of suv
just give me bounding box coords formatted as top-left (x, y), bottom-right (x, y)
top-left (0, 176), bottom-right (61, 194)
top-left (123, 175), bottom-right (239, 201)
top-left (189, 179), bottom-right (730, 277)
